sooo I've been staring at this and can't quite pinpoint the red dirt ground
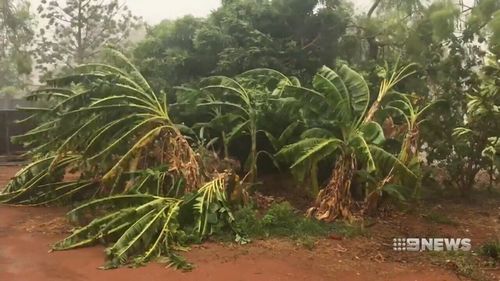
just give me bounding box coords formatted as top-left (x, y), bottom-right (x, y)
top-left (0, 165), bottom-right (498, 281)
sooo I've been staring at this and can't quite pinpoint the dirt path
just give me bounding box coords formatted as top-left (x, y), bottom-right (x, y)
top-left (0, 165), bottom-right (496, 281)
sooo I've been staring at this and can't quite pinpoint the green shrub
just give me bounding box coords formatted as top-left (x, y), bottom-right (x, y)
top-left (261, 202), bottom-right (300, 236)
top-left (423, 212), bottom-right (459, 226)
top-left (232, 202), bottom-right (339, 247)
top-left (480, 240), bottom-right (500, 263)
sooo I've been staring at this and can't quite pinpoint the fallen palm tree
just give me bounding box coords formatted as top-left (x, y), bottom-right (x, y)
top-left (0, 48), bottom-right (238, 269)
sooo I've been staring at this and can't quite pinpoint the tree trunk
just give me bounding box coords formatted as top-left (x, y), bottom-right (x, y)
top-left (367, 0), bottom-right (382, 19)
top-left (222, 131), bottom-right (229, 160)
top-left (307, 154), bottom-right (356, 222)
top-left (75, 0), bottom-right (84, 64)
top-left (364, 171), bottom-right (394, 215)
top-left (364, 100), bottom-right (380, 123)
top-left (365, 0), bottom-right (382, 60)
top-left (248, 126), bottom-right (257, 183)
top-left (310, 162), bottom-right (319, 196)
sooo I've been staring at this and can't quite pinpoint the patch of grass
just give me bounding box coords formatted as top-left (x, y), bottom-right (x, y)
top-left (230, 202), bottom-right (366, 248)
top-left (234, 202), bottom-right (333, 238)
top-left (430, 251), bottom-right (490, 281)
top-left (423, 212), bottom-right (459, 226)
top-left (331, 221), bottom-right (367, 238)
top-left (480, 240), bottom-right (500, 266)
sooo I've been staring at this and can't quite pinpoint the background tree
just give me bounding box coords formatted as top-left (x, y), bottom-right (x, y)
top-left (133, 0), bottom-right (350, 95)
top-left (133, 16), bottom-right (208, 93)
top-left (35, 0), bottom-right (140, 71)
top-left (0, 0), bottom-right (33, 92)
top-left (343, 0), bottom-right (499, 196)
top-left (453, 53), bottom-right (500, 193)
top-left (411, 0), bottom-right (500, 195)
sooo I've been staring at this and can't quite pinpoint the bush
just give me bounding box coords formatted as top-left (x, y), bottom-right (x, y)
top-left (480, 240), bottom-right (500, 263)
top-left (234, 202), bottom-right (335, 243)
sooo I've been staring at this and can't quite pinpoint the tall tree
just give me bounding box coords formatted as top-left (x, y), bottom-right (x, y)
top-left (35, 0), bottom-right (140, 70)
top-left (406, 0), bottom-right (500, 195)
top-left (134, 0), bottom-right (350, 94)
top-left (341, 0), bottom-right (499, 195)
top-left (0, 0), bottom-right (33, 91)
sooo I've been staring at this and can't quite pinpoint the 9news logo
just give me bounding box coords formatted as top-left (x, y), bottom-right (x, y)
top-left (393, 238), bottom-right (471, 252)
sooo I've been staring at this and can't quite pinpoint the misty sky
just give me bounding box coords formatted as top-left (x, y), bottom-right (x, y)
top-left (124, 0), bottom-right (222, 23)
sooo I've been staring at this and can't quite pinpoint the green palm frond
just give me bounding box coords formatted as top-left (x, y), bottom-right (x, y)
top-left (52, 176), bottom-right (237, 270)
top-left (290, 139), bottom-right (342, 169)
top-left (337, 64), bottom-right (370, 119)
top-left (350, 134), bottom-right (376, 172)
top-left (1, 48), bottom-right (200, 203)
top-left (359, 121), bottom-right (385, 145)
top-left (200, 70), bottom-right (299, 183)
top-left (369, 145), bottom-right (417, 180)
top-left (191, 176), bottom-right (235, 237)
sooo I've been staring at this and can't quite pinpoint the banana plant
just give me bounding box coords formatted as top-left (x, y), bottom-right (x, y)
top-left (200, 69), bottom-right (298, 184)
top-left (384, 93), bottom-right (442, 164)
top-left (53, 175), bottom-right (237, 270)
top-left (364, 60), bottom-right (417, 123)
top-left (361, 93), bottom-right (443, 211)
top-left (171, 86), bottom-right (234, 160)
top-left (277, 64), bottom-right (417, 221)
top-left (0, 49), bottom-right (241, 270)
top-left (1, 48), bottom-right (200, 204)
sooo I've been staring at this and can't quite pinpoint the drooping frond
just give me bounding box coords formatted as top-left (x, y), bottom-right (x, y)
top-left (1, 48), bottom-right (200, 204)
top-left (369, 145), bottom-right (417, 180)
top-left (52, 176), bottom-right (237, 270)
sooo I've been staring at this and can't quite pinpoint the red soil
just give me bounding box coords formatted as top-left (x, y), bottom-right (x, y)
top-left (0, 165), bottom-right (498, 281)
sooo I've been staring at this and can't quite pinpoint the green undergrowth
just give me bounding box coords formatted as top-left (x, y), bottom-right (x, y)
top-left (423, 212), bottom-right (459, 226)
top-left (430, 250), bottom-right (493, 281)
top-left (215, 202), bottom-right (366, 249)
top-left (480, 240), bottom-right (500, 266)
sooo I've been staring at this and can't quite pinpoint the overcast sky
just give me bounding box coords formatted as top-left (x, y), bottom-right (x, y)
top-left (124, 0), bottom-right (222, 23)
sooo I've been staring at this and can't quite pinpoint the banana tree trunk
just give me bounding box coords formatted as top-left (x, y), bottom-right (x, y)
top-left (248, 126), bottom-right (258, 183)
top-left (165, 128), bottom-right (201, 192)
top-left (364, 172), bottom-right (394, 215)
top-left (310, 162), bottom-right (319, 196)
top-left (364, 100), bottom-right (380, 123)
top-left (222, 131), bottom-right (229, 160)
top-left (307, 154), bottom-right (356, 222)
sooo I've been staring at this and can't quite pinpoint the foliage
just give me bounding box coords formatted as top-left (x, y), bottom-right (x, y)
top-left (234, 202), bottom-right (335, 240)
top-left (53, 176), bottom-right (237, 269)
top-left (381, 91), bottom-right (443, 198)
top-left (1, 48), bottom-right (202, 205)
top-left (430, 251), bottom-right (491, 281)
top-left (133, 0), bottom-right (350, 94)
top-left (133, 16), bottom-right (209, 93)
top-left (35, 0), bottom-right (141, 70)
top-left (331, 0), bottom-right (499, 197)
top-left (197, 69), bottom-right (299, 183)
top-left (0, 0), bottom-right (33, 91)
top-left (480, 240), bottom-right (500, 264)
top-left (1, 2), bottom-right (499, 271)
top-left (276, 62), bottom-right (417, 220)
top-left (423, 212), bottom-right (458, 226)
top-left (386, 1), bottom-right (500, 195)
top-left (232, 202), bottom-right (365, 248)
top-left (0, 49), bottom-right (243, 269)
top-left (452, 54), bottom-right (500, 193)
